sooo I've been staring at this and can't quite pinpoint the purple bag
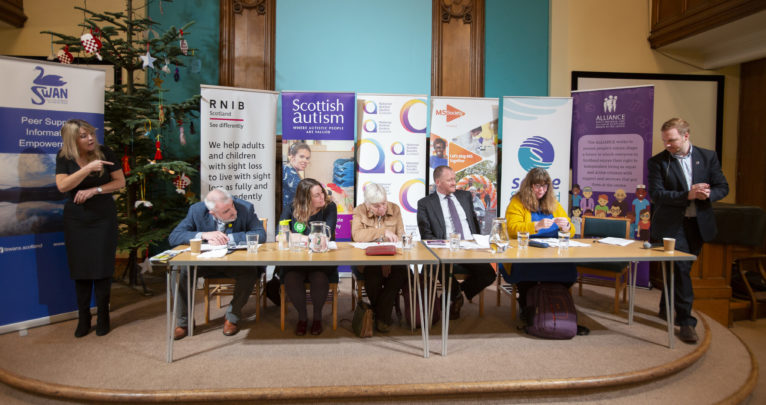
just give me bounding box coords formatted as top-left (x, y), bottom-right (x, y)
top-left (525, 283), bottom-right (577, 339)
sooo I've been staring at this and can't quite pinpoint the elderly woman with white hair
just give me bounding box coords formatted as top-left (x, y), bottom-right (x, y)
top-left (351, 183), bottom-right (408, 332)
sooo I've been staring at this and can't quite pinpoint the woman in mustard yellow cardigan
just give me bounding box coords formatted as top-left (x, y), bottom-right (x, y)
top-left (502, 168), bottom-right (577, 323)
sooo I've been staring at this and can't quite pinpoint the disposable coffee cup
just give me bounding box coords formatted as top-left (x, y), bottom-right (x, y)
top-left (663, 237), bottom-right (675, 253)
top-left (190, 238), bottom-right (202, 254)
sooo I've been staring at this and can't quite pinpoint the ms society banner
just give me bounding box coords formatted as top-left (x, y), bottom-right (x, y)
top-left (0, 56), bottom-right (104, 331)
top-left (357, 94), bottom-right (427, 239)
top-left (429, 97), bottom-right (499, 234)
top-left (500, 97), bottom-right (572, 215)
top-left (281, 92), bottom-right (355, 240)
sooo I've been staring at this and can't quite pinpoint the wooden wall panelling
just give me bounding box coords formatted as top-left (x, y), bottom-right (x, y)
top-left (219, 0), bottom-right (275, 89)
top-left (649, 0), bottom-right (766, 49)
top-left (737, 58), bottom-right (766, 211)
top-left (431, 0), bottom-right (485, 97)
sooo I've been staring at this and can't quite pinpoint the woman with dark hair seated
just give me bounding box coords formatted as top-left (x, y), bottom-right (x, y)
top-left (351, 183), bottom-right (407, 333)
top-left (280, 178), bottom-right (336, 336)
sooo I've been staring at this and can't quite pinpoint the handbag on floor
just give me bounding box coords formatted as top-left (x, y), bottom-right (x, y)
top-left (352, 301), bottom-right (374, 337)
top-left (525, 282), bottom-right (577, 340)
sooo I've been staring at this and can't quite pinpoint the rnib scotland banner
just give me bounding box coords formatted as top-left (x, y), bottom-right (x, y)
top-left (429, 97), bottom-right (499, 234)
top-left (0, 56), bottom-right (104, 331)
top-left (356, 94), bottom-right (427, 239)
top-left (200, 85), bottom-right (278, 239)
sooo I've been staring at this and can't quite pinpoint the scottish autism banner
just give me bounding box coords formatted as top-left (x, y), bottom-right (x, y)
top-left (429, 97), bottom-right (499, 234)
top-left (0, 56), bottom-right (105, 332)
top-left (500, 97), bottom-right (573, 215)
top-left (357, 94), bottom-right (428, 239)
top-left (281, 91), bottom-right (355, 240)
top-left (200, 85), bottom-right (278, 239)
top-left (572, 85), bottom-right (654, 287)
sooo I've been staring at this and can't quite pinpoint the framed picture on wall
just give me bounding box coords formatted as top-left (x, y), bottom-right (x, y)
top-left (572, 71), bottom-right (724, 162)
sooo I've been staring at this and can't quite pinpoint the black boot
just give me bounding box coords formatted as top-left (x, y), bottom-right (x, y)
top-left (96, 307), bottom-right (110, 336)
top-left (75, 310), bottom-right (91, 338)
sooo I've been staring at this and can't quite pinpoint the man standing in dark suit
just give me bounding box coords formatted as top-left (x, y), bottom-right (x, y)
top-left (417, 165), bottom-right (496, 319)
top-left (169, 188), bottom-right (267, 339)
top-left (648, 118), bottom-right (729, 344)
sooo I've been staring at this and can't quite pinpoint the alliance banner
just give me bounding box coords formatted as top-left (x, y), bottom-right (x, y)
top-left (281, 91), bottom-right (356, 240)
top-left (356, 94), bottom-right (428, 239)
top-left (200, 85), bottom-right (278, 239)
top-left (500, 97), bottom-right (573, 214)
top-left (429, 97), bottom-right (499, 234)
top-left (0, 56), bottom-right (104, 331)
top-left (571, 85), bottom-right (654, 286)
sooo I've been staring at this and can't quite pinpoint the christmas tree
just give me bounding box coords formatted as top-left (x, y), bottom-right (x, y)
top-left (43, 0), bottom-right (200, 293)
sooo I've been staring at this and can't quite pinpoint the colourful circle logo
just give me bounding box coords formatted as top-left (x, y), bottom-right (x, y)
top-left (390, 141), bottom-right (404, 155)
top-left (357, 138), bottom-right (385, 173)
top-left (518, 136), bottom-right (555, 171)
top-left (363, 100), bottom-right (377, 114)
top-left (390, 160), bottom-right (404, 173)
top-left (363, 119), bottom-right (377, 133)
top-left (399, 178), bottom-right (425, 213)
top-left (400, 99), bottom-right (427, 133)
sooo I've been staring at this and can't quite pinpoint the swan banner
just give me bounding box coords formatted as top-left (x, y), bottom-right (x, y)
top-left (0, 56), bottom-right (105, 332)
top-left (500, 97), bottom-right (573, 215)
top-left (356, 94), bottom-right (428, 239)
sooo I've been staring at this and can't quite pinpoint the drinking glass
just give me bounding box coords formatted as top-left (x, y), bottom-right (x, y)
top-left (246, 232), bottom-right (259, 253)
top-left (449, 232), bottom-right (461, 252)
top-left (401, 233), bottom-right (413, 250)
top-left (558, 231), bottom-right (570, 250)
top-left (517, 232), bottom-right (530, 249)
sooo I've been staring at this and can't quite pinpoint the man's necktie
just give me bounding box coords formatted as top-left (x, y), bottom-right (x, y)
top-left (446, 195), bottom-right (464, 239)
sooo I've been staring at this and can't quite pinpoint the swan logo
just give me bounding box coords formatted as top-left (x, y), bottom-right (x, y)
top-left (30, 66), bottom-right (68, 106)
top-left (518, 136), bottom-right (555, 171)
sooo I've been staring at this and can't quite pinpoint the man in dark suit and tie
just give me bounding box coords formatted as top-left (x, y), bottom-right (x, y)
top-left (417, 165), bottom-right (496, 319)
top-left (648, 118), bottom-right (729, 344)
top-left (168, 188), bottom-right (267, 339)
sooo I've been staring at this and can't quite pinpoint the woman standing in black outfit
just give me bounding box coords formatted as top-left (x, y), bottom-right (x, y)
top-left (279, 178), bottom-right (337, 336)
top-left (55, 119), bottom-right (124, 337)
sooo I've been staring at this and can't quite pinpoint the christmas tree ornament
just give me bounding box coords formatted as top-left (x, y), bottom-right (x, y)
top-left (57, 45), bottom-right (74, 64)
top-left (152, 75), bottom-right (164, 88)
top-left (80, 29), bottom-right (103, 60)
top-left (140, 43), bottom-right (157, 70)
top-left (135, 178), bottom-right (154, 208)
top-left (173, 173), bottom-right (191, 195)
top-left (158, 105), bottom-right (165, 124)
top-left (47, 34), bottom-right (56, 60)
top-left (154, 135), bottom-right (163, 161)
top-left (179, 29), bottom-right (189, 55)
top-left (173, 67), bottom-right (180, 82)
top-left (121, 147), bottom-right (131, 175)
top-left (176, 117), bottom-right (187, 146)
top-left (162, 57), bottom-right (171, 74)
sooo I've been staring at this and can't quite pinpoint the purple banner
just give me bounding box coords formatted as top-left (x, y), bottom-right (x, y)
top-left (281, 92), bottom-right (355, 141)
top-left (571, 86), bottom-right (654, 287)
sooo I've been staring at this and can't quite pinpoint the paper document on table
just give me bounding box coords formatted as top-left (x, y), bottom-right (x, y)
top-left (352, 242), bottom-right (397, 249)
top-left (471, 234), bottom-right (490, 249)
top-left (597, 237), bottom-right (635, 246)
top-left (424, 240), bottom-right (448, 248)
top-left (460, 241), bottom-right (482, 249)
top-left (197, 249), bottom-right (228, 258)
top-left (537, 238), bottom-right (591, 247)
top-left (201, 244), bottom-right (228, 252)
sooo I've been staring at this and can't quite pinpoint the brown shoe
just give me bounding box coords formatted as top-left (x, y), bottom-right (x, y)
top-left (449, 294), bottom-right (464, 320)
top-left (679, 325), bottom-right (698, 344)
top-left (223, 319), bottom-right (239, 336)
top-left (310, 320), bottom-right (323, 335)
top-left (174, 326), bottom-right (188, 340)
